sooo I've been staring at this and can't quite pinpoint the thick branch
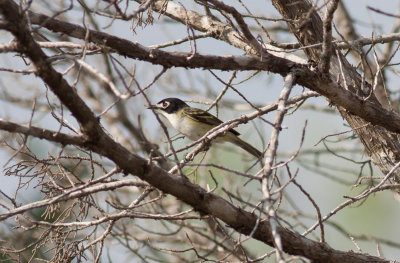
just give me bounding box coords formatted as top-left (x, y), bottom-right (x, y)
top-left (0, 119), bottom-right (85, 146)
top-left (320, 0), bottom-right (339, 73)
top-left (26, 9), bottom-right (291, 73)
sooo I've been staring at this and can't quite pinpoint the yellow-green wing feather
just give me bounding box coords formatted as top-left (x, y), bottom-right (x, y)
top-left (182, 107), bottom-right (240, 136)
top-left (182, 107), bottom-right (262, 158)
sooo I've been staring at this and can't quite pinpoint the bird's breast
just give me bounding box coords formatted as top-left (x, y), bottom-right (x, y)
top-left (163, 113), bottom-right (207, 141)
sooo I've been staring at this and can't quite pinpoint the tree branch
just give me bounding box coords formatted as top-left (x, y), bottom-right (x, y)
top-left (320, 0), bottom-right (339, 73)
top-left (0, 119), bottom-right (86, 146)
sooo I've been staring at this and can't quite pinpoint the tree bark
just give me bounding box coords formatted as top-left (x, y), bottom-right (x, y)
top-left (272, 0), bottom-right (400, 183)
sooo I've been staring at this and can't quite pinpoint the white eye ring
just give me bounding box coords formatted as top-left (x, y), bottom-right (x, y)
top-left (162, 101), bottom-right (170, 109)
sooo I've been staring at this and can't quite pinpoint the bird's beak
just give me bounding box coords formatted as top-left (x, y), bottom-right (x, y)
top-left (147, 105), bottom-right (159, 110)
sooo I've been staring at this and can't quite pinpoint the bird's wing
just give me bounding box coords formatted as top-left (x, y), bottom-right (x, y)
top-left (183, 107), bottom-right (240, 136)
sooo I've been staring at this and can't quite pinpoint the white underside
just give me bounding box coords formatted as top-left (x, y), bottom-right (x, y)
top-left (160, 111), bottom-right (209, 141)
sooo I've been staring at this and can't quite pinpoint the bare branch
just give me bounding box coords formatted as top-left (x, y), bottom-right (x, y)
top-left (320, 0), bottom-right (339, 73)
top-left (0, 119), bottom-right (86, 146)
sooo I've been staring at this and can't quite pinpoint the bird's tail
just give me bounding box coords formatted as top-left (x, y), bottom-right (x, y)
top-left (231, 136), bottom-right (262, 159)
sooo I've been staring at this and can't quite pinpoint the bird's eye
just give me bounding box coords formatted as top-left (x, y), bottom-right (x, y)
top-left (162, 101), bottom-right (169, 109)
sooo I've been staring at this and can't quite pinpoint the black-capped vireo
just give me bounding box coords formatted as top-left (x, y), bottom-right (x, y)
top-left (148, 98), bottom-right (262, 158)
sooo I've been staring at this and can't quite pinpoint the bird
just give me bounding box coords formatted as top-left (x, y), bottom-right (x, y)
top-left (148, 97), bottom-right (262, 158)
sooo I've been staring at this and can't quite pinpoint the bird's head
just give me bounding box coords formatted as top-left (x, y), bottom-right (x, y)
top-left (147, 98), bottom-right (188, 114)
